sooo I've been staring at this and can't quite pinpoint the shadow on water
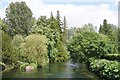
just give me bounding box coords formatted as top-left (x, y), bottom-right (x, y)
top-left (2, 61), bottom-right (100, 80)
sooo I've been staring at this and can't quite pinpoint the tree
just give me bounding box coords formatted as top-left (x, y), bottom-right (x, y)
top-left (20, 34), bottom-right (49, 67)
top-left (75, 23), bottom-right (96, 33)
top-left (31, 15), bottom-right (69, 62)
top-left (63, 16), bottom-right (67, 44)
top-left (50, 12), bottom-right (54, 20)
top-left (118, 28), bottom-right (120, 52)
top-left (67, 27), bottom-right (77, 39)
top-left (103, 19), bottom-right (108, 34)
top-left (56, 10), bottom-right (62, 33)
top-left (99, 19), bottom-right (110, 35)
top-left (99, 19), bottom-right (118, 54)
top-left (11, 35), bottom-right (24, 63)
top-left (99, 24), bottom-right (103, 33)
top-left (0, 18), bottom-right (8, 33)
top-left (56, 11), bottom-right (61, 25)
top-left (68, 31), bottom-right (113, 63)
top-left (5, 1), bottom-right (33, 36)
top-left (1, 30), bottom-right (13, 64)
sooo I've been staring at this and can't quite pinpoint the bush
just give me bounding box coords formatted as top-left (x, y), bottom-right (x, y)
top-left (20, 34), bottom-right (49, 67)
top-left (101, 54), bottom-right (120, 62)
top-left (88, 59), bottom-right (120, 79)
top-left (30, 63), bottom-right (37, 69)
top-left (19, 62), bottom-right (29, 71)
top-left (19, 62), bottom-right (38, 71)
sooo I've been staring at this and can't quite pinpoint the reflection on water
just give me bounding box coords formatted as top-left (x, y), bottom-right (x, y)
top-left (2, 61), bottom-right (99, 79)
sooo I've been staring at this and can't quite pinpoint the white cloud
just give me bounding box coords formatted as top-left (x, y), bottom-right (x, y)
top-left (39, 0), bottom-right (119, 3)
top-left (41, 3), bottom-right (118, 28)
top-left (0, 0), bottom-right (118, 28)
top-left (0, 9), bottom-right (5, 18)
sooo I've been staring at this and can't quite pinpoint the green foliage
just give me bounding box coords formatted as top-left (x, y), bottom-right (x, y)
top-left (0, 18), bottom-right (8, 33)
top-left (67, 27), bottom-right (76, 39)
top-left (63, 16), bottom-right (68, 44)
top-left (30, 63), bottom-right (37, 69)
top-left (1, 30), bottom-right (13, 64)
top-left (19, 62), bottom-right (29, 71)
top-left (31, 15), bottom-right (69, 62)
top-left (89, 58), bottom-right (120, 79)
top-left (32, 22), bottom-right (59, 62)
top-left (11, 35), bottom-right (24, 63)
top-left (99, 19), bottom-right (108, 35)
top-left (56, 42), bottom-right (69, 62)
top-left (19, 62), bottom-right (37, 71)
top-left (67, 23), bottom-right (96, 40)
top-left (101, 54), bottom-right (120, 62)
top-left (20, 34), bottom-right (49, 67)
top-left (56, 10), bottom-right (62, 33)
top-left (5, 1), bottom-right (33, 36)
top-left (79, 23), bottom-right (96, 32)
top-left (12, 35), bottom-right (24, 48)
top-left (118, 28), bottom-right (120, 52)
top-left (68, 31), bottom-right (113, 62)
top-left (99, 19), bottom-right (118, 54)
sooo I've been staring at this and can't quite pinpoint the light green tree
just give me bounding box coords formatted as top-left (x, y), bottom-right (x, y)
top-left (20, 34), bottom-right (49, 67)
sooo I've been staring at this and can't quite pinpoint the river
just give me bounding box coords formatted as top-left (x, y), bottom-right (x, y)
top-left (2, 61), bottom-right (100, 80)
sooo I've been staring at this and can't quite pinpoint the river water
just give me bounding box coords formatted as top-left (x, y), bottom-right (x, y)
top-left (2, 61), bottom-right (100, 80)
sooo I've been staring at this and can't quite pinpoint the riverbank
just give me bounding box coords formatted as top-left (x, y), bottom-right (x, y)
top-left (1, 64), bottom-right (16, 73)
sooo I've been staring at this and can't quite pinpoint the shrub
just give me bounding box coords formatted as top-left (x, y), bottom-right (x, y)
top-left (102, 61), bottom-right (120, 79)
top-left (19, 62), bottom-right (38, 71)
top-left (89, 59), bottom-right (120, 79)
top-left (19, 62), bottom-right (29, 71)
top-left (101, 54), bottom-right (120, 62)
top-left (30, 63), bottom-right (37, 69)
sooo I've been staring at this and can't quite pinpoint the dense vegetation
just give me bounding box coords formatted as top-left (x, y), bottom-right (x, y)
top-left (88, 58), bottom-right (120, 79)
top-left (1, 1), bottom-right (69, 70)
top-left (68, 31), bottom-right (113, 62)
top-left (0, 1), bottom-right (119, 80)
top-left (67, 19), bottom-right (119, 79)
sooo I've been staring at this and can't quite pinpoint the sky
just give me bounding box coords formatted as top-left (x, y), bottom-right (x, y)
top-left (0, 0), bottom-right (119, 29)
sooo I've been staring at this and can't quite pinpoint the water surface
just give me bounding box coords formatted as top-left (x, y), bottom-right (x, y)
top-left (2, 61), bottom-right (99, 79)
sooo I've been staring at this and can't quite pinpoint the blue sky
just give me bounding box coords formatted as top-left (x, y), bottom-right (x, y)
top-left (0, 0), bottom-right (118, 10)
top-left (0, 0), bottom-right (118, 28)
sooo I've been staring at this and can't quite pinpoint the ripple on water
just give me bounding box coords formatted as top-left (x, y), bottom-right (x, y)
top-left (2, 61), bottom-right (99, 79)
